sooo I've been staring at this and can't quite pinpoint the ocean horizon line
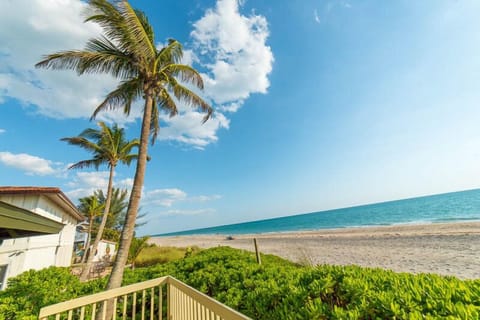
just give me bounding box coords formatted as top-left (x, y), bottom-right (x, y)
top-left (154, 188), bottom-right (480, 237)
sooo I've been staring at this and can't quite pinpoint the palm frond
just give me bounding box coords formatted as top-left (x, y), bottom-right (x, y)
top-left (36, 49), bottom-right (136, 79)
top-left (68, 159), bottom-right (104, 170)
top-left (119, 1), bottom-right (156, 61)
top-left (150, 98), bottom-right (160, 143)
top-left (168, 78), bottom-right (213, 122)
top-left (60, 137), bottom-right (102, 153)
top-left (81, 37), bottom-right (137, 78)
top-left (86, 0), bottom-right (133, 52)
top-left (91, 77), bottom-right (143, 119)
top-left (156, 39), bottom-right (183, 66)
top-left (162, 64), bottom-right (204, 89)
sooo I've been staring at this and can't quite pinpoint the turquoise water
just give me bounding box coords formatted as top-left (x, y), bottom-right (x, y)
top-left (157, 189), bottom-right (480, 236)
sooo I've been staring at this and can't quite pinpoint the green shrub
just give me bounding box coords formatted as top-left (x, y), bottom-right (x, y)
top-left (1, 247), bottom-right (479, 319)
top-left (0, 267), bottom-right (105, 320)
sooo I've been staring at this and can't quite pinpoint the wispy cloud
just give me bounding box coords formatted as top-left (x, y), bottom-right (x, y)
top-left (0, 129), bottom-right (5, 134)
top-left (64, 171), bottom-right (133, 201)
top-left (158, 208), bottom-right (216, 216)
top-left (144, 188), bottom-right (222, 207)
top-left (0, 151), bottom-right (61, 176)
top-left (144, 188), bottom-right (188, 207)
top-left (314, 9), bottom-right (321, 24)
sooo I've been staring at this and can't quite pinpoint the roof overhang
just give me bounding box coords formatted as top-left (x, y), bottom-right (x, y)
top-left (0, 186), bottom-right (84, 222)
top-left (0, 201), bottom-right (64, 240)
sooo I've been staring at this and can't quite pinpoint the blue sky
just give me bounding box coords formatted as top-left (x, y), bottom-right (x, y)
top-left (1, 0), bottom-right (480, 235)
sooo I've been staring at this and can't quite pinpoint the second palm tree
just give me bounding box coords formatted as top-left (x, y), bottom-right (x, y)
top-left (62, 121), bottom-right (139, 281)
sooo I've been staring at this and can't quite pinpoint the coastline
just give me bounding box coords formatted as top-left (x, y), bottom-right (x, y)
top-left (149, 221), bottom-right (480, 279)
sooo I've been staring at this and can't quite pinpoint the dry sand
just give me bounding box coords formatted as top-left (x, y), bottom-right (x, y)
top-left (150, 222), bottom-right (480, 279)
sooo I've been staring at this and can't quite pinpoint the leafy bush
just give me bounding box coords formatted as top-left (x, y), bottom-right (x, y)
top-left (1, 247), bottom-right (479, 319)
top-left (0, 267), bottom-right (105, 320)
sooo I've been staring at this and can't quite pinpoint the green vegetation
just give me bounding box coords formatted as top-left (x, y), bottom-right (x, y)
top-left (133, 245), bottom-right (201, 268)
top-left (1, 247), bottom-right (479, 319)
top-left (62, 121), bottom-right (139, 281)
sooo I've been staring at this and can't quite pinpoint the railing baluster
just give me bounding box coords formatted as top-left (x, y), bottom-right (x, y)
top-left (132, 292), bottom-right (137, 319)
top-left (102, 300), bottom-right (107, 320)
top-left (91, 303), bottom-right (97, 319)
top-left (55, 314), bottom-right (60, 320)
top-left (159, 285), bottom-right (163, 320)
top-left (167, 283), bottom-right (171, 320)
top-left (80, 306), bottom-right (85, 320)
top-left (150, 287), bottom-right (154, 320)
top-left (122, 294), bottom-right (127, 320)
top-left (173, 286), bottom-right (177, 320)
top-left (113, 297), bottom-right (118, 320)
top-left (67, 309), bottom-right (73, 320)
top-left (142, 289), bottom-right (146, 320)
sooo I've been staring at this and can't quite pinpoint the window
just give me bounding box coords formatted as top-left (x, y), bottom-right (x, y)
top-left (0, 265), bottom-right (7, 290)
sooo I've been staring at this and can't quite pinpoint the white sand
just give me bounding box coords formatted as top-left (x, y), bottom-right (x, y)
top-left (150, 222), bottom-right (480, 279)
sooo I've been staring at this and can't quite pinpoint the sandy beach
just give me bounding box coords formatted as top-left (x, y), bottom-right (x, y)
top-left (150, 222), bottom-right (480, 279)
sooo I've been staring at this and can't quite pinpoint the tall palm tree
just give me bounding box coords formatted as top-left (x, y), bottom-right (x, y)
top-left (77, 195), bottom-right (105, 263)
top-left (62, 121), bottom-right (139, 281)
top-left (36, 0), bottom-right (212, 290)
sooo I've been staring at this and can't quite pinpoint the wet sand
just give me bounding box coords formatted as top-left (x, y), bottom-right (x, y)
top-left (150, 222), bottom-right (480, 279)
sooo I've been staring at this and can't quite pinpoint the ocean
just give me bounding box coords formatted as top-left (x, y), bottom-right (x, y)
top-left (157, 189), bottom-right (480, 236)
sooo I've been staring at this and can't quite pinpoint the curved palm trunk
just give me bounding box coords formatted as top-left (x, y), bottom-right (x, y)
top-left (81, 218), bottom-right (94, 264)
top-left (80, 165), bottom-right (115, 281)
top-left (106, 94), bottom-right (153, 290)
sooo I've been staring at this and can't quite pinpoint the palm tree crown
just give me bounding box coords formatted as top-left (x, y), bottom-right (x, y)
top-left (36, 0), bottom-right (212, 143)
top-left (62, 121), bottom-right (139, 169)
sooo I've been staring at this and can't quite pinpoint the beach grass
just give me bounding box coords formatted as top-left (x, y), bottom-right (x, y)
top-left (134, 244), bottom-right (201, 267)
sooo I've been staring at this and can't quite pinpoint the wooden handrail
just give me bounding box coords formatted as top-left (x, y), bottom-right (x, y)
top-left (38, 275), bottom-right (251, 320)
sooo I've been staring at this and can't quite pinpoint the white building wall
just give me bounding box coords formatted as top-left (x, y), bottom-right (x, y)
top-left (0, 194), bottom-right (80, 289)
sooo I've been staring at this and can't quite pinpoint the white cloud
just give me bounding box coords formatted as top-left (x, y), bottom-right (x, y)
top-left (0, 151), bottom-right (59, 175)
top-left (0, 0), bottom-right (121, 119)
top-left (65, 171), bottom-right (110, 200)
top-left (191, 0), bottom-right (274, 105)
top-left (0, 129), bottom-right (5, 134)
top-left (314, 9), bottom-right (321, 23)
top-left (217, 101), bottom-right (243, 113)
top-left (189, 194), bottom-right (222, 202)
top-left (144, 187), bottom-right (222, 207)
top-left (156, 0), bottom-right (273, 147)
top-left (158, 208), bottom-right (216, 216)
top-left (65, 172), bottom-right (135, 201)
top-left (158, 112), bottom-right (229, 148)
top-left (145, 188), bottom-right (188, 207)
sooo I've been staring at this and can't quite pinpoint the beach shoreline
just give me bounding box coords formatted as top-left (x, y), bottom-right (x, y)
top-left (149, 221), bottom-right (480, 279)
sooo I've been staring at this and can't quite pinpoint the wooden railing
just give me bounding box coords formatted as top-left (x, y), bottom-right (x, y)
top-left (38, 276), bottom-right (251, 320)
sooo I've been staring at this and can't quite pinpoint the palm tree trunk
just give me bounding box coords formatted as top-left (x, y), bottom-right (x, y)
top-left (106, 94), bottom-right (153, 290)
top-left (80, 165), bottom-right (115, 281)
top-left (80, 219), bottom-right (94, 264)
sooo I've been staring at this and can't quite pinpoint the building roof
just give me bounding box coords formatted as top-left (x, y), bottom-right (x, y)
top-left (0, 186), bottom-right (84, 222)
top-left (0, 201), bottom-right (64, 240)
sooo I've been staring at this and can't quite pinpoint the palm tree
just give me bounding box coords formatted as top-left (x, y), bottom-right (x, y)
top-left (62, 121), bottom-right (139, 281)
top-left (36, 0), bottom-right (212, 290)
top-left (127, 236), bottom-right (151, 270)
top-left (77, 195), bottom-right (105, 263)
